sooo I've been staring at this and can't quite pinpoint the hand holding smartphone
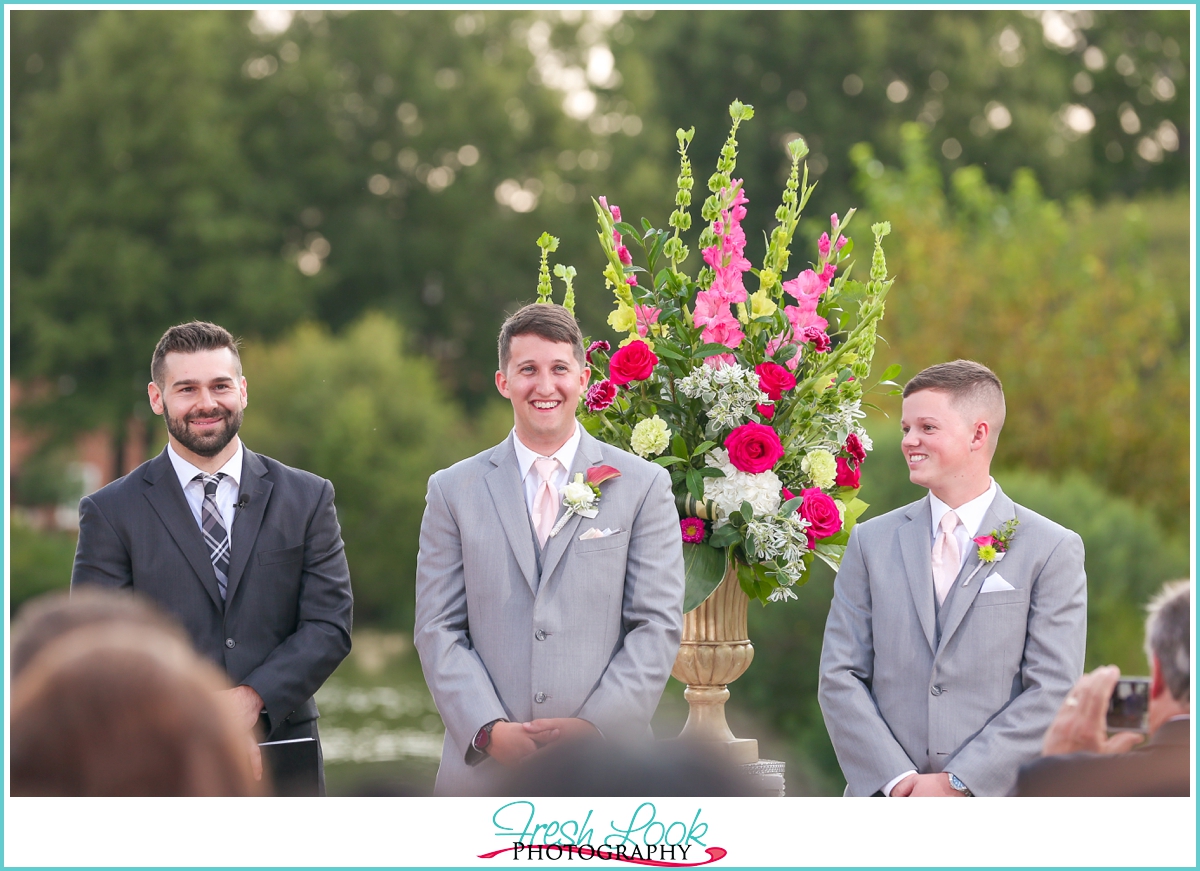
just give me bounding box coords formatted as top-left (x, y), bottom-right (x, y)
top-left (1106, 676), bottom-right (1150, 733)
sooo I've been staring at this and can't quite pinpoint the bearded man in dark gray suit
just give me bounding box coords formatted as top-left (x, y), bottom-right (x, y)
top-left (71, 321), bottom-right (353, 793)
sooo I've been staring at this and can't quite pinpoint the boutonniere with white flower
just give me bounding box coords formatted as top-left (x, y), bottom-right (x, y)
top-left (549, 465), bottom-right (622, 538)
top-left (963, 518), bottom-right (1019, 586)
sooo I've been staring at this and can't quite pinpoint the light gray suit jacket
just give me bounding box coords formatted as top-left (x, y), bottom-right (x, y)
top-left (413, 428), bottom-right (685, 796)
top-left (818, 485), bottom-right (1086, 796)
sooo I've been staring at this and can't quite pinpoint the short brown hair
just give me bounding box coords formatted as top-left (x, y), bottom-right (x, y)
top-left (12, 625), bottom-right (262, 796)
top-left (12, 588), bottom-right (188, 680)
top-left (497, 303), bottom-right (585, 372)
top-left (151, 321), bottom-right (241, 387)
top-left (1145, 580), bottom-right (1189, 702)
top-left (903, 360), bottom-right (1006, 446)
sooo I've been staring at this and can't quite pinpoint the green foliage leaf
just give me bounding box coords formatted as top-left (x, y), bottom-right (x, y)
top-left (683, 542), bottom-right (728, 612)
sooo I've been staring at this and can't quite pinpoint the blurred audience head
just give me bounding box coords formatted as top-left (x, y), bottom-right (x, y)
top-left (1145, 579), bottom-right (1190, 732)
top-left (496, 735), bottom-right (756, 797)
top-left (11, 590), bottom-right (261, 796)
top-left (11, 587), bottom-right (187, 679)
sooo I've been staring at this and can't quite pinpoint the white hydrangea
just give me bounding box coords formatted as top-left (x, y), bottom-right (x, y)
top-left (702, 448), bottom-right (782, 526)
top-left (630, 415), bottom-right (671, 457)
top-left (677, 363), bottom-right (769, 436)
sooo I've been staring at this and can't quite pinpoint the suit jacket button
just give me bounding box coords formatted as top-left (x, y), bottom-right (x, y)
top-left (535, 629), bottom-right (546, 641)
top-left (534, 692), bottom-right (547, 704)
top-left (225, 638), bottom-right (236, 649)
top-left (931, 685), bottom-right (943, 696)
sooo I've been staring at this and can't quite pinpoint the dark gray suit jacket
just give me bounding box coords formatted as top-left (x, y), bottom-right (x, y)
top-left (70, 446), bottom-right (353, 738)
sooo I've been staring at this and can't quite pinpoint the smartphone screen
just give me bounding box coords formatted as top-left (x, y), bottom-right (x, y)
top-left (1106, 677), bottom-right (1150, 733)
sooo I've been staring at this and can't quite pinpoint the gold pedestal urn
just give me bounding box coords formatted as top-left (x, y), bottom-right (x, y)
top-left (671, 561), bottom-right (758, 764)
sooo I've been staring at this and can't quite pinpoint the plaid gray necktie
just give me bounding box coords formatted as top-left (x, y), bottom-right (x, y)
top-left (194, 472), bottom-right (231, 599)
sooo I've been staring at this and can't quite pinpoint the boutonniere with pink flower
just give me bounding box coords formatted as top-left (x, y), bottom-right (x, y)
top-left (963, 518), bottom-right (1019, 586)
top-left (550, 466), bottom-right (622, 538)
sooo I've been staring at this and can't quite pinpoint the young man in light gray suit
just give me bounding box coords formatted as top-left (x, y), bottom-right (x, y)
top-left (414, 304), bottom-right (685, 796)
top-left (818, 360), bottom-right (1087, 797)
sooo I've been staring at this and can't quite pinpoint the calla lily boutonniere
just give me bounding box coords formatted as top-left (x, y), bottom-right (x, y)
top-left (549, 465), bottom-right (622, 538)
top-left (962, 518), bottom-right (1020, 587)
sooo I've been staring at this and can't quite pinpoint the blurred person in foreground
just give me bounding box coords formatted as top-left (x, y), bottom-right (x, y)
top-left (12, 619), bottom-right (263, 796)
top-left (1016, 580), bottom-right (1190, 797)
top-left (70, 321), bottom-right (353, 793)
top-left (497, 735), bottom-right (755, 797)
top-left (11, 587), bottom-right (187, 680)
top-left (819, 361), bottom-right (1087, 796)
top-left (415, 303), bottom-right (685, 795)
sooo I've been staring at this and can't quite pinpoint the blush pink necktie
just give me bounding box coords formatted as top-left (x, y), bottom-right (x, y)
top-left (932, 510), bottom-right (961, 607)
top-left (532, 457), bottom-right (560, 548)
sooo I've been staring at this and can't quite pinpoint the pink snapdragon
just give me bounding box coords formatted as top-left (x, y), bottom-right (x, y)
top-left (634, 305), bottom-right (662, 338)
top-left (700, 182), bottom-right (751, 305)
top-left (818, 232), bottom-right (831, 258)
top-left (617, 245), bottom-right (633, 266)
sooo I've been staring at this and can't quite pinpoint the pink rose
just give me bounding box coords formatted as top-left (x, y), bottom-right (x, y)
top-left (835, 456), bottom-right (860, 489)
top-left (755, 362), bottom-right (796, 402)
top-left (585, 379), bottom-right (617, 412)
top-left (799, 487), bottom-right (842, 546)
top-left (724, 423), bottom-right (784, 474)
top-left (756, 403), bottom-right (775, 420)
top-left (608, 340), bottom-right (658, 386)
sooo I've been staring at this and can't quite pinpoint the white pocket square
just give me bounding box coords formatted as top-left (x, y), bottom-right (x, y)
top-left (980, 574), bottom-right (1016, 593)
top-left (578, 527), bottom-right (619, 541)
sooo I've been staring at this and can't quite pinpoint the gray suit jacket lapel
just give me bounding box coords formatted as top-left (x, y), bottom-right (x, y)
top-left (898, 496), bottom-right (937, 653)
top-left (937, 486), bottom-right (1017, 655)
top-left (225, 448), bottom-right (274, 606)
top-left (539, 430), bottom-right (605, 587)
top-left (141, 450), bottom-right (224, 611)
top-left (485, 435), bottom-right (539, 594)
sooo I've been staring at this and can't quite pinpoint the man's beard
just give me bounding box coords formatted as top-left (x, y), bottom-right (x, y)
top-left (164, 405), bottom-right (243, 458)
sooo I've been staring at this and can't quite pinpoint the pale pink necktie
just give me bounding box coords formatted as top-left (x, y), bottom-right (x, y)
top-left (532, 457), bottom-right (560, 548)
top-left (932, 510), bottom-right (961, 607)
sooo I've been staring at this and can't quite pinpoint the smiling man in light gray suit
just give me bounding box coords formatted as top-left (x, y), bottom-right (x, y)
top-left (819, 360), bottom-right (1087, 797)
top-left (414, 303), bottom-right (685, 796)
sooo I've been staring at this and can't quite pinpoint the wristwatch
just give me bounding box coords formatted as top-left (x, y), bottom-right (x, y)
top-left (472, 718), bottom-right (507, 753)
top-left (947, 773), bottom-right (973, 796)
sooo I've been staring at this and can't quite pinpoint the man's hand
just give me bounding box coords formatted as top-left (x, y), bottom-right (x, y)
top-left (218, 686), bottom-right (265, 781)
top-left (522, 717), bottom-right (599, 747)
top-left (220, 685), bottom-right (266, 732)
top-left (895, 773), bottom-right (963, 796)
top-left (245, 734), bottom-right (263, 781)
top-left (1042, 665), bottom-right (1145, 757)
top-left (486, 721), bottom-right (542, 766)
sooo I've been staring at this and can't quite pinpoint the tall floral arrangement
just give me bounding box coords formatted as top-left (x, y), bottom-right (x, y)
top-left (538, 100), bottom-right (897, 606)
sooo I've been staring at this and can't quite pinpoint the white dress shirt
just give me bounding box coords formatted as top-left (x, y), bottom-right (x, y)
top-left (511, 424), bottom-right (581, 516)
top-left (167, 440), bottom-right (244, 536)
top-left (883, 477), bottom-right (998, 797)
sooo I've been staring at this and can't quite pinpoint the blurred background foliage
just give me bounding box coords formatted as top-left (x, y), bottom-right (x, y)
top-left (9, 9), bottom-right (1190, 795)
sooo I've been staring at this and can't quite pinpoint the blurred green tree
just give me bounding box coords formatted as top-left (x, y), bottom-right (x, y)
top-left (850, 124), bottom-right (1189, 532)
top-left (620, 9), bottom-right (1188, 250)
top-left (11, 9), bottom-right (667, 475)
top-left (237, 313), bottom-right (511, 628)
